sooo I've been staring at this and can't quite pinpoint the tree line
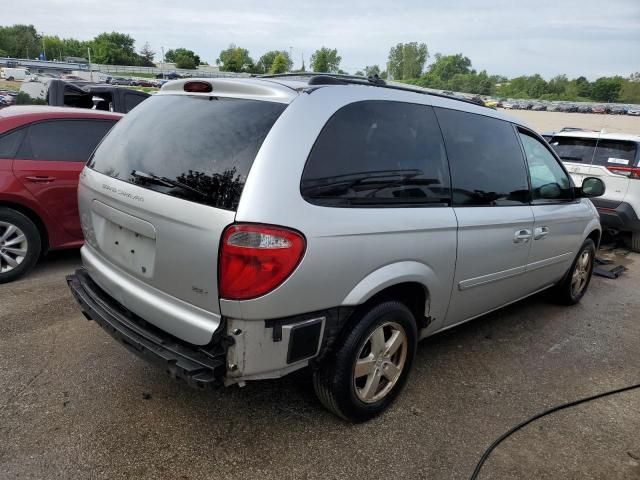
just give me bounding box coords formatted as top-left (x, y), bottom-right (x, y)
top-left (1, 25), bottom-right (638, 103)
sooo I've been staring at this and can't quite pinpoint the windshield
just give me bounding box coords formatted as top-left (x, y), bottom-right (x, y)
top-left (549, 137), bottom-right (638, 167)
top-left (88, 94), bottom-right (286, 210)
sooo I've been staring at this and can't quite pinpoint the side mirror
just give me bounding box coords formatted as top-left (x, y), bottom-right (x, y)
top-left (580, 177), bottom-right (605, 198)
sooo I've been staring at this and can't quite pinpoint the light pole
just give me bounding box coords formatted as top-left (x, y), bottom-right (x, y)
top-left (41, 34), bottom-right (46, 61)
top-left (289, 46), bottom-right (293, 71)
top-left (87, 47), bottom-right (93, 82)
top-left (161, 46), bottom-right (165, 79)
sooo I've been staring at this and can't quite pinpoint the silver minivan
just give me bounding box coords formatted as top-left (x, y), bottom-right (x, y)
top-left (67, 74), bottom-right (604, 421)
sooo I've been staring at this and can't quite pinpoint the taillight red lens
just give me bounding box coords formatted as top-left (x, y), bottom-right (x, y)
top-left (184, 81), bottom-right (212, 93)
top-left (606, 166), bottom-right (640, 179)
top-left (219, 224), bottom-right (306, 300)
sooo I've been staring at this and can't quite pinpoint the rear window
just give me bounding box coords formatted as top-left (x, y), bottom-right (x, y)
top-left (550, 137), bottom-right (638, 167)
top-left (88, 95), bottom-right (287, 210)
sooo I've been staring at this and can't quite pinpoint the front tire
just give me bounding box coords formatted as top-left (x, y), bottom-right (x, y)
top-left (313, 301), bottom-right (417, 422)
top-left (552, 239), bottom-right (596, 305)
top-left (0, 208), bottom-right (41, 284)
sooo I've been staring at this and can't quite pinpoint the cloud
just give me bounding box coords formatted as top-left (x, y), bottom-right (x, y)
top-left (4, 0), bottom-right (640, 78)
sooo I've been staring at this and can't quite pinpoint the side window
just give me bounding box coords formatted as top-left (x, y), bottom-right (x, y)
top-left (0, 128), bottom-right (26, 158)
top-left (519, 130), bottom-right (573, 202)
top-left (435, 107), bottom-right (529, 206)
top-left (301, 101), bottom-right (451, 207)
top-left (17, 120), bottom-right (115, 162)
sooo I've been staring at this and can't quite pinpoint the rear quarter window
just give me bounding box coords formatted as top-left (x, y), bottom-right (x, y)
top-left (300, 100), bottom-right (451, 207)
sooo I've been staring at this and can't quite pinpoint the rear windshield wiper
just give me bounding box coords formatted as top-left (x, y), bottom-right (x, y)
top-left (559, 156), bottom-right (584, 162)
top-left (130, 170), bottom-right (207, 198)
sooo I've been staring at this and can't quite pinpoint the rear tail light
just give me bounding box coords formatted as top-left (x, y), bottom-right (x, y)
top-left (219, 224), bottom-right (306, 300)
top-left (606, 166), bottom-right (640, 179)
top-left (184, 81), bottom-right (212, 93)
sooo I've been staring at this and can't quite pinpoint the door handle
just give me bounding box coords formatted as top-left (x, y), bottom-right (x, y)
top-left (534, 226), bottom-right (550, 240)
top-left (25, 176), bottom-right (56, 183)
top-left (513, 229), bottom-right (532, 243)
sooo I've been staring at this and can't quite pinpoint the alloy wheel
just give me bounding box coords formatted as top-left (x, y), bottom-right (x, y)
top-left (571, 249), bottom-right (592, 297)
top-left (0, 221), bottom-right (28, 273)
top-left (353, 321), bottom-right (408, 404)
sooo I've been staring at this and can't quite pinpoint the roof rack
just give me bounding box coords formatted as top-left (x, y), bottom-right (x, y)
top-left (559, 127), bottom-right (601, 133)
top-left (258, 72), bottom-right (488, 108)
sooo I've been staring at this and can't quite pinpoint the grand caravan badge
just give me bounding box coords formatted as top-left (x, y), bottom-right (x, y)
top-left (102, 184), bottom-right (145, 203)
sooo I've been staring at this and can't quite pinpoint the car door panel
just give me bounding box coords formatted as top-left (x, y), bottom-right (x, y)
top-left (518, 129), bottom-right (591, 289)
top-left (434, 107), bottom-right (535, 326)
top-left (13, 159), bottom-right (85, 239)
top-left (447, 206), bottom-right (534, 324)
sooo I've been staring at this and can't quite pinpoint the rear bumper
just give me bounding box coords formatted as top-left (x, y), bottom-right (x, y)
top-left (67, 268), bottom-right (228, 388)
top-left (593, 201), bottom-right (640, 232)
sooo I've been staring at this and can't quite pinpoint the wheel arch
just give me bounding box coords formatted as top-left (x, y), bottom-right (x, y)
top-left (341, 261), bottom-right (434, 329)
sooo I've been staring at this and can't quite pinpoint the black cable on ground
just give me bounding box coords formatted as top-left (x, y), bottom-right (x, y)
top-left (469, 382), bottom-right (640, 480)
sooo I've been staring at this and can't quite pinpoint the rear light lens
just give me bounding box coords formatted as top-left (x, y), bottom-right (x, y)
top-left (219, 224), bottom-right (306, 300)
top-left (184, 81), bottom-right (212, 93)
top-left (606, 166), bottom-right (640, 179)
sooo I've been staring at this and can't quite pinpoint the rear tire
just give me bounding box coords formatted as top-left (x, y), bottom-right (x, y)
top-left (313, 301), bottom-right (417, 422)
top-left (0, 208), bottom-right (41, 284)
top-left (552, 239), bottom-right (596, 305)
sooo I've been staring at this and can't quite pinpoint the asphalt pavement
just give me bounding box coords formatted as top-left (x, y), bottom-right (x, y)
top-left (1, 246), bottom-right (639, 479)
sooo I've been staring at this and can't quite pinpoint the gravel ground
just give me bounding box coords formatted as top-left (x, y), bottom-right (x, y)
top-left (0, 243), bottom-right (638, 480)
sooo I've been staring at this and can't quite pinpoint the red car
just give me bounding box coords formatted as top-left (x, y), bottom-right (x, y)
top-left (0, 106), bottom-right (122, 283)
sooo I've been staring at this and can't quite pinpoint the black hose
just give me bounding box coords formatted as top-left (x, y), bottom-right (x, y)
top-left (469, 382), bottom-right (640, 480)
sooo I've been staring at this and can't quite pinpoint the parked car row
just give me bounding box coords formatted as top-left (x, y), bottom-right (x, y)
top-left (500, 99), bottom-right (639, 115)
top-left (108, 76), bottom-right (165, 88)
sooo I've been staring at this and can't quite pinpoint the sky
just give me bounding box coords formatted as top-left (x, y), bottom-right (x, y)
top-left (5, 0), bottom-right (640, 79)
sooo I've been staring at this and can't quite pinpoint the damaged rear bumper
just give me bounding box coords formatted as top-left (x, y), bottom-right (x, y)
top-left (67, 268), bottom-right (228, 388)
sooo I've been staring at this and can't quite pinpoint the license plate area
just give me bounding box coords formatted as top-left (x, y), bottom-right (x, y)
top-left (90, 202), bottom-right (156, 278)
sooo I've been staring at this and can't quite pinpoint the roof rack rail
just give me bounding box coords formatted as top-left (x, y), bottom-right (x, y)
top-left (258, 72), bottom-right (489, 109)
top-left (559, 127), bottom-right (601, 133)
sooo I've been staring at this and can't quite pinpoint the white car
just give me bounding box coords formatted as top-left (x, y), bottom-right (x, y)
top-left (549, 130), bottom-right (640, 251)
top-left (628, 107), bottom-right (640, 116)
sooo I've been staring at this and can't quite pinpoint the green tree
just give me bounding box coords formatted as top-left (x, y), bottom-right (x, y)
top-left (217, 44), bottom-right (254, 72)
top-left (269, 52), bottom-right (289, 74)
top-left (364, 65), bottom-right (381, 77)
top-left (428, 53), bottom-right (472, 82)
top-left (387, 42), bottom-right (428, 80)
top-left (138, 42), bottom-right (156, 67)
top-left (591, 77), bottom-right (623, 102)
top-left (574, 76), bottom-right (592, 98)
top-left (90, 32), bottom-right (138, 65)
top-left (164, 48), bottom-right (200, 67)
top-left (257, 50), bottom-right (292, 74)
top-left (310, 47), bottom-right (341, 73)
top-left (0, 24), bottom-right (41, 59)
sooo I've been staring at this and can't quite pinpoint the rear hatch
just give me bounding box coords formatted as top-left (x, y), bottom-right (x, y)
top-left (80, 89), bottom-right (288, 344)
top-left (549, 136), bottom-right (638, 206)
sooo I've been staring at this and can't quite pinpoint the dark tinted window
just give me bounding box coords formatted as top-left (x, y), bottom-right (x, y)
top-left (0, 128), bottom-right (26, 158)
top-left (88, 95), bottom-right (286, 210)
top-left (124, 92), bottom-right (146, 112)
top-left (435, 108), bottom-right (529, 206)
top-left (519, 131), bottom-right (573, 202)
top-left (301, 101), bottom-right (450, 207)
top-left (549, 137), bottom-right (638, 167)
top-left (17, 120), bottom-right (115, 162)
